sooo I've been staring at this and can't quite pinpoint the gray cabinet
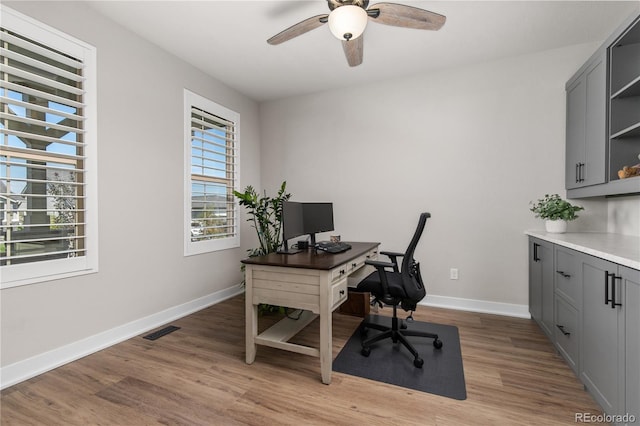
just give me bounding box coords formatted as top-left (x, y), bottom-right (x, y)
top-left (580, 254), bottom-right (624, 417)
top-left (565, 50), bottom-right (607, 190)
top-left (622, 265), bottom-right (640, 424)
top-left (529, 237), bottom-right (554, 338)
top-left (527, 236), bottom-right (639, 424)
top-left (566, 11), bottom-right (640, 198)
top-left (554, 246), bottom-right (582, 374)
top-left (609, 15), bottom-right (640, 192)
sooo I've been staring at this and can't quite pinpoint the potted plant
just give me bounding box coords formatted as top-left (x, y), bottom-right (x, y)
top-left (234, 181), bottom-right (291, 257)
top-left (235, 181), bottom-right (291, 314)
top-left (529, 194), bottom-right (584, 233)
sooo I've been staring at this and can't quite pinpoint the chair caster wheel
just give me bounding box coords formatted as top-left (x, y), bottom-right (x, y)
top-left (433, 339), bottom-right (443, 349)
top-left (414, 357), bottom-right (424, 368)
top-left (361, 347), bottom-right (371, 357)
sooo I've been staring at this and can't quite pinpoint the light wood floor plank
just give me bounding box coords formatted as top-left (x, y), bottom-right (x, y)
top-left (1, 294), bottom-right (607, 425)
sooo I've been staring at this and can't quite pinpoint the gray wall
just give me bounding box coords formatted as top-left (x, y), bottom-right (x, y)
top-left (258, 43), bottom-right (614, 309)
top-left (1, 2), bottom-right (261, 367)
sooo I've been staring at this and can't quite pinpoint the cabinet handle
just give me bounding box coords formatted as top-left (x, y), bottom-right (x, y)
top-left (579, 162), bottom-right (585, 182)
top-left (605, 271), bottom-right (623, 309)
top-left (533, 243), bottom-right (540, 262)
top-left (556, 324), bottom-right (571, 336)
top-left (576, 163), bottom-right (580, 183)
top-left (339, 290), bottom-right (345, 295)
top-left (352, 262), bottom-right (357, 268)
top-left (556, 270), bottom-right (571, 278)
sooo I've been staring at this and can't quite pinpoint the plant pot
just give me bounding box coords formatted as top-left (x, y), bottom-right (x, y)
top-left (545, 219), bottom-right (567, 233)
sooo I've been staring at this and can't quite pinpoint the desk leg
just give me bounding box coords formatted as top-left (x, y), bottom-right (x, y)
top-left (319, 275), bottom-right (332, 384)
top-left (245, 267), bottom-right (257, 364)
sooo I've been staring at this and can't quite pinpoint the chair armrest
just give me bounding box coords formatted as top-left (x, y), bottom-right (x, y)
top-left (365, 259), bottom-right (395, 269)
top-left (379, 251), bottom-right (403, 273)
top-left (380, 251), bottom-right (404, 258)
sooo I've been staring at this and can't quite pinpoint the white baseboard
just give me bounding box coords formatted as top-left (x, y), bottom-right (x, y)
top-left (420, 294), bottom-right (531, 319)
top-left (2, 287), bottom-right (529, 390)
top-left (0, 284), bottom-right (244, 390)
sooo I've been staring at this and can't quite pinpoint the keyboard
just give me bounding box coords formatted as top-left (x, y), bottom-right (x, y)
top-left (316, 241), bottom-right (352, 254)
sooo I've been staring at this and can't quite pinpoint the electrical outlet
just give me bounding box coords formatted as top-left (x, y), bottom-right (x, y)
top-left (450, 268), bottom-right (459, 280)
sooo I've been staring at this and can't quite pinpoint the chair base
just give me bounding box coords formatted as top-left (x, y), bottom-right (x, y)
top-left (359, 305), bottom-right (442, 368)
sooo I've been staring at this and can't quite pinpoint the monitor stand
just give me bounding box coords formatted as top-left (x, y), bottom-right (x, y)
top-left (277, 240), bottom-right (301, 255)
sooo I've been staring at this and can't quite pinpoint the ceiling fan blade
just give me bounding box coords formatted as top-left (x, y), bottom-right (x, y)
top-left (369, 3), bottom-right (445, 30)
top-left (267, 14), bottom-right (329, 45)
top-left (342, 36), bottom-right (363, 67)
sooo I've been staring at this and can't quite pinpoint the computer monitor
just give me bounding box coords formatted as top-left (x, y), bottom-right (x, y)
top-left (280, 201), bottom-right (334, 253)
top-left (301, 202), bottom-right (334, 245)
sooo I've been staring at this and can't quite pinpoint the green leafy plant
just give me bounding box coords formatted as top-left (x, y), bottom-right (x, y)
top-left (529, 194), bottom-right (584, 221)
top-left (234, 181), bottom-right (291, 315)
top-left (234, 181), bottom-right (291, 257)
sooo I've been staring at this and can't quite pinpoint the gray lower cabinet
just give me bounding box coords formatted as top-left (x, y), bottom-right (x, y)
top-left (554, 246), bottom-right (581, 375)
top-left (529, 237), bottom-right (554, 338)
top-left (580, 254), bottom-right (624, 418)
top-left (622, 265), bottom-right (640, 423)
top-left (528, 236), bottom-right (639, 425)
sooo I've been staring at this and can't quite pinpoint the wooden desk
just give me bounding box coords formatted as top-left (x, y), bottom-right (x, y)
top-left (242, 242), bottom-right (379, 384)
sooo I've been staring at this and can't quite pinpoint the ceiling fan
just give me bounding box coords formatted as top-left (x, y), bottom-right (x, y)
top-left (267, 0), bottom-right (446, 67)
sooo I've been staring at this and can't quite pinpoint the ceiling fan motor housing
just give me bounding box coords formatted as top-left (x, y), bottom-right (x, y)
top-left (327, 0), bottom-right (369, 11)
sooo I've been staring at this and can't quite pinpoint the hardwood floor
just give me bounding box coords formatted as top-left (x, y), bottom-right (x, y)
top-left (1, 294), bottom-right (607, 425)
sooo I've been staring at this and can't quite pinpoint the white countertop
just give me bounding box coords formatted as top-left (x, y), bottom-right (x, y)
top-left (525, 231), bottom-right (640, 270)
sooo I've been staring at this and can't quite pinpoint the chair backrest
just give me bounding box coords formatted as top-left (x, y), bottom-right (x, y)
top-left (400, 212), bottom-right (430, 303)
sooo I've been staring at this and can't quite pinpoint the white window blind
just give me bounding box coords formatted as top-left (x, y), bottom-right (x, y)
top-left (184, 90), bottom-right (239, 255)
top-left (0, 6), bottom-right (97, 287)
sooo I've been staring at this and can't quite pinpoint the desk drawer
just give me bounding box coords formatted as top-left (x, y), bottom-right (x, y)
top-left (347, 255), bottom-right (367, 273)
top-left (331, 279), bottom-right (348, 310)
top-left (331, 264), bottom-right (348, 282)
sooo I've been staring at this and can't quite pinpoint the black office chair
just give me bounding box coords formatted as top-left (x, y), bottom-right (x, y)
top-left (355, 212), bottom-right (442, 368)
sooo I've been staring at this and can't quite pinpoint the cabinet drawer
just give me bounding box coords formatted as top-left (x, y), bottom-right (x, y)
top-left (331, 264), bottom-right (348, 282)
top-left (555, 295), bottom-right (580, 374)
top-left (331, 279), bottom-right (348, 310)
top-left (555, 247), bottom-right (580, 308)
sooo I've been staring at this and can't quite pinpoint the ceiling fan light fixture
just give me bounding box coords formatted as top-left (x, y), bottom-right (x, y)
top-left (328, 5), bottom-right (368, 41)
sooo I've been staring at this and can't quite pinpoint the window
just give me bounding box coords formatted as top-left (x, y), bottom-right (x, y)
top-left (0, 6), bottom-right (97, 288)
top-left (184, 90), bottom-right (239, 255)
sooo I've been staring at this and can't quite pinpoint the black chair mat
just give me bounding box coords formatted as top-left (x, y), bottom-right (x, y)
top-left (333, 314), bottom-right (467, 400)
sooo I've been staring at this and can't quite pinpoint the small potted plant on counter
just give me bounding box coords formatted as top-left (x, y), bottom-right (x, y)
top-left (530, 193), bottom-right (584, 233)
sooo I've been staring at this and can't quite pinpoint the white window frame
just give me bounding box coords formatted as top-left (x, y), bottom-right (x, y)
top-left (184, 89), bottom-right (240, 256)
top-left (0, 6), bottom-right (98, 288)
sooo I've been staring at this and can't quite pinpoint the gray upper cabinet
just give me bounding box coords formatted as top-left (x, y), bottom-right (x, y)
top-left (566, 11), bottom-right (640, 198)
top-left (566, 51), bottom-right (607, 190)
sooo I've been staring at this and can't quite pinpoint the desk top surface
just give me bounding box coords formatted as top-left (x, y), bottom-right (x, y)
top-left (241, 241), bottom-right (380, 270)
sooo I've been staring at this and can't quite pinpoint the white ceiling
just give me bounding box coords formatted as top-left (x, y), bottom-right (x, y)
top-left (86, 1), bottom-right (639, 102)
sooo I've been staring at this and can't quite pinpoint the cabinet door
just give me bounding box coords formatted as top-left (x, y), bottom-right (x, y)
top-left (529, 238), bottom-right (554, 338)
top-left (566, 76), bottom-right (585, 189)
top-left (565, 51), bottom-right (607, 189)
top-left (581, 254), bottom-right (623, 416)
top-left (622, 265), bottom-right (640, 424)
top-left (583, 54), bottom-right (607, 187)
